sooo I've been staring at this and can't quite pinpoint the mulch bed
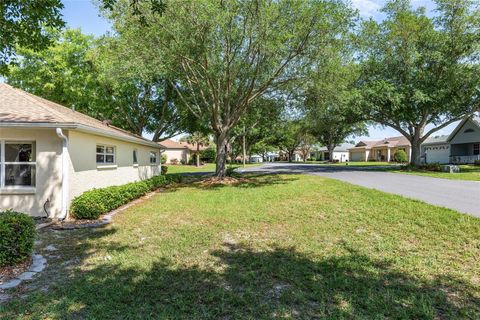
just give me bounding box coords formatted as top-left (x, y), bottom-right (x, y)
top-left (197, 176), bottom-right (251, 186)
top-left (0, 257), bottom-right (32, 284)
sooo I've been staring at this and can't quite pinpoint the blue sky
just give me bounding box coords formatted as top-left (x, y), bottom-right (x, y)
top-left (45, 1), bottom-right (462, 141)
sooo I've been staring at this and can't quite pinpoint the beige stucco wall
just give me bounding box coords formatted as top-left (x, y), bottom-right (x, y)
top-left (0, 128), bottom-right (62, 217)
top-left (163, 148), bottom-right (188, 164)
top-left (68, 130), bottom-right (161, 203)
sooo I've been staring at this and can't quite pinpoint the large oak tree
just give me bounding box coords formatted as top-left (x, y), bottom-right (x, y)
top-left (105, 0), bottom-right (353, 177)
top-left (356, 0), bottom-right (480, 165)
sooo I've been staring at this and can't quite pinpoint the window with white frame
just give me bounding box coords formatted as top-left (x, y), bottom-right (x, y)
top-left (150, 151), bottom-right (157, 164)
top-left (96, 145), bottom-right (115, 164)
top-left (0, 141), bottom-right (36, 188)
top-left (133, 149), bottom-right (138, 164)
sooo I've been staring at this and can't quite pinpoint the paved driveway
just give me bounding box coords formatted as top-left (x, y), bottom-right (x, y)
top-left (240, 163), bottom-right (480, 217)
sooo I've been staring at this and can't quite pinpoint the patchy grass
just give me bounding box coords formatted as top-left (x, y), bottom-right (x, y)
top-left (388, 165), bottom-right (480, 181)
top-left (1, 175), bottom-right (479, 319)
top-left (167, 163), bottom-right (261, 174)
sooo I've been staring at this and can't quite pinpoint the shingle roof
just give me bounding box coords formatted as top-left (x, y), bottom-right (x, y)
top-left (315, 143), bottom-right (355, 152)
top-left (158, 139), bottom-right (187, 149)
top-left (0, 83), bottom-right (158, 147)
top-left (423, 135), bottom-right (449, 145)
top-left (349, 136), bottom-right (411, 150)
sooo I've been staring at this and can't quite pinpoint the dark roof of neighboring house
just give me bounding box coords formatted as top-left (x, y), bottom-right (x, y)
top-left (349, 136), bottom-right (411, 150)
top-left (0, 83), bottom-right (159, 148)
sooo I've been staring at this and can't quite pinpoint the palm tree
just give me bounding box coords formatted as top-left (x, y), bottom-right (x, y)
top-left (183, 132), bottom-right (210, 167)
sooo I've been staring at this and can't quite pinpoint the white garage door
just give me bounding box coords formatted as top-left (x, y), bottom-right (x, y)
top-left (425, 145), bottom-right (450, 164)
top-left (350, 151), bottom-right (363, 162)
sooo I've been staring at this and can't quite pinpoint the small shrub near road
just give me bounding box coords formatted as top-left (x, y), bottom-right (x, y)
top-left (71, 175), bottom-right (180, 220)
top-left (394, 150), bottom-right (408, 163)
top-left (402, 163), bottom-right (442, 172)
top-left (161, 165), bottom-right (168, 175)
top-left (0, 211), bottom-right (36, 267)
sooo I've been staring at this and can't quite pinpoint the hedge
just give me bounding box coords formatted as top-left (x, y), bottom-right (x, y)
top-left (0, 211), bottom-right (36, 267)
top-left (70, 174), bottom-right (181, 220)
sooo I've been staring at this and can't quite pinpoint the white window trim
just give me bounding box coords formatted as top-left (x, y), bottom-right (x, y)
top-left (96, 144), bottom-right (116, 165)
top-left (0, 140), bottom-right (37, 191)
top-left (133, 149), bottom-right (139, 167)
top-left (150, 151), bottom-right (158, 165)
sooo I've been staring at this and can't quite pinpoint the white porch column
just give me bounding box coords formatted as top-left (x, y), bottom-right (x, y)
top-left (365, 150), bottom-right (370, 162)
top-left (387, 148), bottom-right (391, 162)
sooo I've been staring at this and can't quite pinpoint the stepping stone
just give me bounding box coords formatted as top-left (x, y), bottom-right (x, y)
top-left (17, 272), bottom-right (37, 281)
top-left (0, 279), bottom-right (21, 290)
top-left (44, 245), bottom-right (57, 251)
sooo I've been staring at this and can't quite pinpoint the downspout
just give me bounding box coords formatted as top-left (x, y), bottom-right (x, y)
top-left (56, 128), bottom-right (69, 220)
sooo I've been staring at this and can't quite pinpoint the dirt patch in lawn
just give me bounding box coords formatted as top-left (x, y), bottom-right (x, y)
top-left (198, 176), bottom-right (251, 186)
top-left (0, 257), bottom-right (32, 284)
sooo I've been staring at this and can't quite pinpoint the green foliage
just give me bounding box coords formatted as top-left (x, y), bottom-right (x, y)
top-left (402, 163), bottom-right (442, 172)
top-left (160, 154), bottom-right (167, 164)
top-left (0, 0), bottom-right (64, 74)
top-left (71, 175), bottom-right (179, 220)
top-left (0, 211), bottom-right (36, 267)
top-left (7, 29), bottom-right (111, 119)
top-left (201, 147), bottom-right (216, 163)
top-left (356, 0), bottom-right (480, 165)
top-left (394, 150), bottom-right (408, 163)
top-left (161, 165), bottom-right (168, 175)
top-left (474, 160), bottom-right (480, 166)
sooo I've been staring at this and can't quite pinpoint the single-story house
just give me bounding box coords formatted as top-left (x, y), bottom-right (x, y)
top-left (310, 143), bottom-right (355, 162)
top-left (0, 83), bottom-right (161, 218)
top-left (423, 114), bottom-right (480, 164)
top-left (159, 139), bottom-right (208, 164)
top-left (348, 136), bottom-right (411, 162)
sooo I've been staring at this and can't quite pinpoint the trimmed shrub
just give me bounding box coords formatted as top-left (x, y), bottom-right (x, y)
top-left (70, 175), bottom-right (179, 220)
top-left (0, 211), bottom-right (36, 267)
top-left (161, 165), bottom-right (168, 175)
top-left (394, 150), bottom-right (408, 163)
top-left (161, 154), bottom-right (167, 164)
top-left (474, 160), bottom-right (480, 166)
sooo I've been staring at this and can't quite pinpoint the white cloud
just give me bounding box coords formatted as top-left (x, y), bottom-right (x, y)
top-left (351, 0), bottom-right (381, 17)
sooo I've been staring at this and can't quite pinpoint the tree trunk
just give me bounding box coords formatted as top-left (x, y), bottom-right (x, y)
top-left (242, 134), bottom-right (246, 168)
top-left (410, 138), bottom-right (422, 166)
top-left (288, 150), bottom-right (294, 162)
top-left (196, 144), bottom-right (200, 167)
top-left (327, 145), bottom-right (335, 163)
top-left (215, 132), bottom-right (228, 178)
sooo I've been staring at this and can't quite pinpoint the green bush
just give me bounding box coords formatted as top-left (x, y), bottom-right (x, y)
top-left (161, 154), bottom-right (167, 164)
top-left (71, 175), bottom-right (179, 220)
top-left (0, 211), bottom-right (36, 267)
top-left (161, 165), bottom-right (168, 175)
top-left (200, 146), bottom-right (216, 163)
top-left (394, 150), bottom-right (408, 163)
top-left (474, 160), bottom-right (480, 166)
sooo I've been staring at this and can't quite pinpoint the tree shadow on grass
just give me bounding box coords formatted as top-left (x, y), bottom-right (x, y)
top-left (3, 241), bottom-right (479, 319)
top-left (167, 173), bottom-right (300, 191)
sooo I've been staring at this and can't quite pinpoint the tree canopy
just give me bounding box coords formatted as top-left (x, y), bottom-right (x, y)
top-left (355, 0), bottom-right (480, 165)
top-left (0, 0), bottom-right (64, 74)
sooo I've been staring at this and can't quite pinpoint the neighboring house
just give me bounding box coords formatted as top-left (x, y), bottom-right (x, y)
top-left (311, 143), bottom-right (355, 162)
top-left (0, 84), bottom-right (161, 218)
top-left (422, 135), bottom-right (450, 164)
top-left (159, 139), bottom-right (208, 164)
top-left (423, 114), bottom-right (480, 164)
top-left (348, 136), bottom-right (411, 162)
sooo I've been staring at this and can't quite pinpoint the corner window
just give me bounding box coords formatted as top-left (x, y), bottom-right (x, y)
top-left (96, 145), bottom-right (115, 164)
top-left (150, 151), bottom-right (157, 164)
top-left (1, 141), bottom-right (36, 187)
top-left (474, 144), bottom-right (479, 156)
top-left (133, 149), bottom-right (138, 164)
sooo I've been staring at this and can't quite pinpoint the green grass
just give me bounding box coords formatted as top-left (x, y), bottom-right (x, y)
top-left (1, 175), bottom-right (479, 319)
top-left (387, 165), bottom-right (480, 181)
top-left (166, 163), bottom-right (261, 174)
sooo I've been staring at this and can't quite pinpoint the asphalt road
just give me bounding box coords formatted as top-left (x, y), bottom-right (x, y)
top-left (239, 163), bottom-right (480, 217)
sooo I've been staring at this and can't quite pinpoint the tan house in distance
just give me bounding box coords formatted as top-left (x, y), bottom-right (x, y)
top-left (348, 136), bottom-right (411, 162)
top-left (0, 84), bottom-right (161, 218)
top-left (159, 139), bottom-right (207, 164)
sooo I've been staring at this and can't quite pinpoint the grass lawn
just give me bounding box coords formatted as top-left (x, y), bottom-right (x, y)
top-left (167, 163), bottom-right (261, 174)
top-left (1, 175), bottom-right (480, 319)
top-left (387, 165), bottom-right (480, 181)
